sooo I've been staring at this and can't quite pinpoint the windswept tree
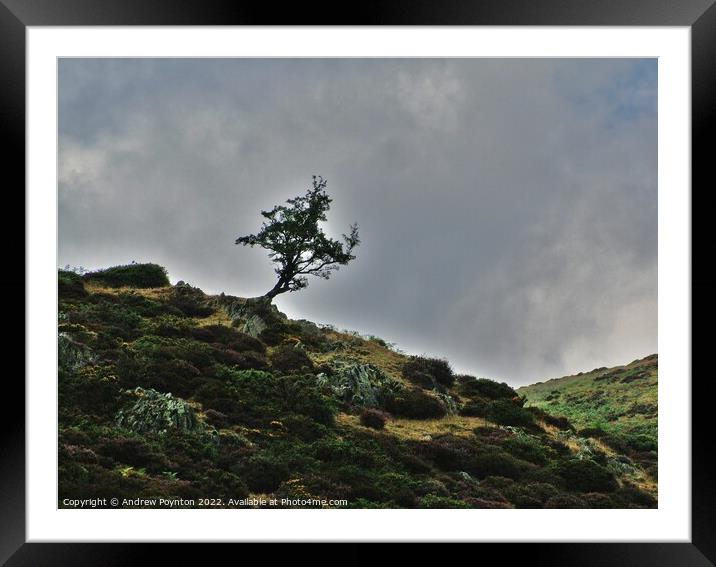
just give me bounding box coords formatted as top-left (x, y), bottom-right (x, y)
top-left (236, 176), bottom-right (360, 300)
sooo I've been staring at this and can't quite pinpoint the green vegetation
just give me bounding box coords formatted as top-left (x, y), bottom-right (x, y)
top-left (83, 263), bottom-right (170, 288)
top-left (518, 356), bottom-right (657, 477)
top-left (58, 263), bottom-right (657, 509)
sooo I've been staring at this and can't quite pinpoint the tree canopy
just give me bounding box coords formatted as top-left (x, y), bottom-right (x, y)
top-left (236, 176), bottom-right (360, 300)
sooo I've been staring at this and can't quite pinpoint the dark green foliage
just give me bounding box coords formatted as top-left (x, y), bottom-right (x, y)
top-left (416, 436), bottom-right (529, 480)
top-left (257, 326), bottom-right (287, 346)
top-left (236, 176), bottom-right (360, 299)
top-left (269, 344), bottom-right (315, 374)
top-left (84, 263), bottom-right (170, 288)
top-left (384, 389), bottom-right (447, 419)
top-left (459, 397), bottom-right (490, 417)
top-left (142, 315), bottom-right (195, 338)
top-left (359, 408), bottom-right (388, 430)
top-left (458, 376), bottom-right (518, 400)
top-left (502, 436), bottom-right (549, 465)
top-left (168, 294), bottom-right (214, 317)
top-left (197, 369), bottom-right (335, 428)
top-left (190, 324), bottom-right (243, 345)
top-left (228, 333), bottom-right (267, 354)
top-left (59, 270), bottom-right (88, 299)
top-left (240, 454), bottom-right (291, 493)
top-left (282, 414), bottom-right (329, 442)
top-left (552, 458), bottom-right (618, 493)
top-left (487, 399), bottom-right (535, 428)
top-left (213, 347), bottom-right (269, 370)
top-left (59, 365), bottom-right (121, 416)
top-left (96, 436), bottom-right (171, 473)
top-left (613, 483), bottom-right (657, 508)
top-left (58, 265), bottom-right (656, 509)
top-left (468, 447), bottom-right (530, 480)
top-left (402, 356), bottom-right (455, 388)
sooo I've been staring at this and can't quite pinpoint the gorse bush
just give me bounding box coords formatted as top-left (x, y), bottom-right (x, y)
top-left (457, 376), bottom-right (518, 400)
top-left (84, 263), bottom-right (170, 289)
top-left (402, 356), bottom-right (454, 388)
top-left (487, 399), bottom-right (535, 428)
top-left (384, 389), bottom-right (447, 419)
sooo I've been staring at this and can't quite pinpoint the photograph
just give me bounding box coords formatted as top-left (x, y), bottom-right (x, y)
top-left (56, 57), bottom-right (659, 510)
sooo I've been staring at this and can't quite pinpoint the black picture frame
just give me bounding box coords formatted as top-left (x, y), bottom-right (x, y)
top-left (4, 0), bottom-right (714, 564)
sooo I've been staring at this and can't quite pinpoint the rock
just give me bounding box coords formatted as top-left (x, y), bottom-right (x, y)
top-left (243, 313), bottom-right (268, 338)
top-left (116, 387), bottom-right (209, 436)
top-left (316, 361), bottom-right (403, 408)
top-left (58, 332), bottom-right (96, 371)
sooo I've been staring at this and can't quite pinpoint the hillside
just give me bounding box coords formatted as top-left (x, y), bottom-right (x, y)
top-left (518, 355), bottom-right (657, 479)
top-left (58, 263), bottom-right (657, 509)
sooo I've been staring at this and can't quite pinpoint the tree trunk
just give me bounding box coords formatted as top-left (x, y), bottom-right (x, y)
top-left (264, 278), bottom-right (288, 300)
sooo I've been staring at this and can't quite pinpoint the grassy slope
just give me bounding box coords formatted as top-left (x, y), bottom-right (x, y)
top-left (57, 267), bottom-right (658, 509)
top-left (517, 355), bottom-right (657, 452)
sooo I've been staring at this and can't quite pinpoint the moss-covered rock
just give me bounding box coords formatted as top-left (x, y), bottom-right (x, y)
top-left (115, 387), bottom-right (207, 436)
top-left (58, 332), bottom-right (97, 371)
top-left (316, 361), bottom-right (402, 408)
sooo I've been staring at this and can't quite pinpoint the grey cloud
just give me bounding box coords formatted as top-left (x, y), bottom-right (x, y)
top-left (58, 58), bottom-right (657, 385)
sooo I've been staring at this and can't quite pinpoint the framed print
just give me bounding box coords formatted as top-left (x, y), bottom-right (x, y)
top-left (4, 0), bottom-right (715, 563)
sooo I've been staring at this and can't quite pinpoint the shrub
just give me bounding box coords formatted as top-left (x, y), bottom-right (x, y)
top-left (487, 399), bottom-right (535, 428)
top-left (457, 376), bottom-right (517, 400)
top-left (257, 326), bottom-right (287, 346)
top-left (269, 345), bottom-right (315, 374)
top-left (613, 483), bottom-right (657, 508)
top-left (58, 270), bottom-right (88, 299)
top-left (402, 356), bottom-right (454, 388)
top-left (459, 397), bottom-right (490, 417)
top-left (84, 263), bottom-right (170, 288)
top-left (240, 454), bottom-right (290, 493)
top-left (359, 408), bottom-right (388, 430)
top-left (583, 492), bottom-right (617, 508)
top-left (59, 364), bottom-right (121, 416)
top-left (418, 435), bottom-right (474, 471)
top-left (142, 315), bottom-right (195, 338)
top-left (384, 389), bottom-right (447, 419)
top-left (168, 295), bottom-right (214, 317)
top-left (227, 333), bottom-right (267, 354)
top-left (467, 448), bottom-right (529, 480)
top-left (375, 472), bottom-right (418, 507)
top-left (213, 347), bottom-right (269, 370)
top-left (552, 458), bottom-right (618, 493)
top-left (282, 414), bottom-right (329, 442)
top-left (502, 436), bottom-right (549, 465)
top-left (96, 436), bottom-right (170, 472)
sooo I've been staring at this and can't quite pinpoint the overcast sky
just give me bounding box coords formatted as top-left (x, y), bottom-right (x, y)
top-left (58, 58), bottom-right (657, 386)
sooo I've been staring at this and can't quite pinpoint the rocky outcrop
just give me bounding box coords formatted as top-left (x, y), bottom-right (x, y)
top-left (116, 387), bottom-right (205, 436)
top-left (213, 294), bottom-right (288, 338)
top-left (316, 360), bottom-right (403, 408)
top-left (58, 332), bottom-right (96, 371)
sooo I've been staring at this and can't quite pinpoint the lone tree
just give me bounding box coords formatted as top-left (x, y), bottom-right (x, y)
top-left (236, 176), bottom-right (360, 300)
